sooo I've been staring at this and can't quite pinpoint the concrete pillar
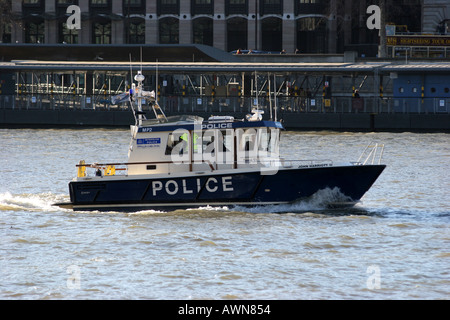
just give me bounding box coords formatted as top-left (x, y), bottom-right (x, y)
top-left (327, 0), bottom-right (337, 53)
top-left (357, 0), bottom-right (367, 49)
top-left (282, 19), bottom-right (295, 54)
top-left (45, 20), bottom-right (58, 44)
top-left (112, 21), bottom-right (124, 44)
top-left (79, 0), bottom-right (90, 44)
top-left (11, 1), bottom-right (23, 43)
top-left (282, 0), bottom-right (295, 53)
top-left (342, 0), bottom-right (352, 48)
top-left (146, 18), bottom-right (158, 44)
top-left (79, 0), bottom-right (89, 13)
top-left (146, 0), bottom-right (158, 44)
top-left (214, 1), bottom-right (226, 50)
top-left (111, 0), bottom-right (123, 44)
top-left (44, 1), bottom-right (56, 44)
top-left (179, 1), bottom-right (192, 44)
top-left (248, 0), bottom-right (258, 50)
top-left (112, 0), bottom-right (122, 13)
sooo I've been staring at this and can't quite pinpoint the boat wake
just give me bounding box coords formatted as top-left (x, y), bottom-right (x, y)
top-left (0, 187), bottom-right (356, 215)
top-left (0, 192), bottom-right (69, 213)
top-left (227, 187), bottom-right (356, 214)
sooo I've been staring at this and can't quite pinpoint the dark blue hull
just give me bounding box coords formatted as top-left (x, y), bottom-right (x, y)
top-left (61, 165), bottom-right (385, 211)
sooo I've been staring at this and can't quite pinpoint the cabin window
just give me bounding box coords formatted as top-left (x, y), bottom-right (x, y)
top-left (236, 128), bottom-right (257, 162)
top-left (256, 127), bottom-right (280, 156)
top-left (165, 131), bottom-right (202, 157)
top-left (165, 133), bottom-right (176, 155)
top-left (197, 130), bottom-right (233, 155)
top-left (223, 130), bottom-right (233, 152)
top-left (258, 128), bottom-right (270, 152)
top-left (242, 129), bottom-right (257, 152)
top-left (201, 130), bottom-right (215, 155)
top-left (165, 132), bottom-right (188, 156)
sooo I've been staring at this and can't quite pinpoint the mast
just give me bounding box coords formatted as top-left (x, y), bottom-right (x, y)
top-left (151, 59), bottom-right (167, 123)
top-left (134, 70), bottom-right (145, 126)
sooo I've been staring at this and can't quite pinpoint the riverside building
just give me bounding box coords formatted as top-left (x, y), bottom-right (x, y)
top-left (3, 0), bottom-right (447, 56)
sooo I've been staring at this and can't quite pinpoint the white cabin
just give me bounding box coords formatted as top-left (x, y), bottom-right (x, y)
top-left (126, 114), bottom-right (282, 176)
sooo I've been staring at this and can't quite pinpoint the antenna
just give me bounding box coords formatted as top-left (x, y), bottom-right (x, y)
top-left (156, 58), bottom-right (158, 99)
top-left (254, 71), bottom-right (258, 107)
top-left (140, 46), bottom-right (143, 73)
top-left (274, 74), bottom-right (277, 122)
top-left (151, 58), bottom-right (167, 123)
top-left (268, 72), bottom-right (273, 120)
top-left (128, 53), bottom-right (138, 124)
top-left (129, 53), bottom-right (133, 84)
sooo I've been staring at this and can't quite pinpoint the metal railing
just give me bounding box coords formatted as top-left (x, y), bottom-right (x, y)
top-left (1, 94), bottom-right (449, 114)
top-left (356, 142), bottom-right (385, 165)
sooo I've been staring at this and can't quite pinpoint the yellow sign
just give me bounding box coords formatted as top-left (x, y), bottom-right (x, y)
top-left (387, 36), bottom-right (450, 47)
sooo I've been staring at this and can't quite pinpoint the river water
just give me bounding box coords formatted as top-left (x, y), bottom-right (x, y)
top-left (0, 128), bottom-right (448, 300)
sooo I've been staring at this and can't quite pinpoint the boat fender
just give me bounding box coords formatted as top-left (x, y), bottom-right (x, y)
top-left (77, 160), bottom-right (86, 177)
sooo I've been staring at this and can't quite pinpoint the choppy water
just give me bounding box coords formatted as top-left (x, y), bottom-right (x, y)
top-left (0, 128), bottom-right (449, 300)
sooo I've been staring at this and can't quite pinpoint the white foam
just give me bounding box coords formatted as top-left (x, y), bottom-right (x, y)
top-left (232, 187), bottom-right (354, 214)
top-left (0, 192), bottom-right (68, 212)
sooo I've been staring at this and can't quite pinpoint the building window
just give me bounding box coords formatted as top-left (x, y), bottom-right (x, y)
top-left (227, 17), bottom-right (247, 51)
top-left (158, 0), bottom-right (180, 15)
top-left (295, 0), bottom-right (326, 15)
top-left (22, 0), bottom-right (44, 14)
top-left (91, 0), bottom-right (109, 5)
top-left (93, 21), bottom-right (111, 44)
top-left (1, 22), bottom-right (12, 43)
top-left (192, 0), bottom-right (213, 16)
top-left (57, 0), bottom-right (78, 4)
top-left (90, 0), bottom-right (111, 14)
top-left (123, 0), bottom-right (145, 15)
top-left (260, 0), bottom-right (282, 16)
top-left (126, 19), bottom-right (145, 44)
top-left (159, 17), bottom-right (179, 44)
top-left (226, 0), bottom-right (248, 16)
top-left (25, 21), bottom-right (45, 43)
top-left (23, 0), bottom-right (41, 5)
top-left (193, 18), bottom-right (213, 46)
top-left (59, 21), bottom-right (79, 44)
top-left (261, 17), bottom-right (282, 51)
top-left (56, 1), bottom-right (79, 15)
top-left (297, 17), bottom-right (327, 53)
top-left (124, 0), bottom-right (143, 5)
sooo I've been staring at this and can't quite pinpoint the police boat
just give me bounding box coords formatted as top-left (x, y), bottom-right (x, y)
top-left (54, 70), bottom-right (385, 212)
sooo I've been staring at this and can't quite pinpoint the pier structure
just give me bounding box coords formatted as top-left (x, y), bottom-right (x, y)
top-left (0, 57), bottom-right (449, 131)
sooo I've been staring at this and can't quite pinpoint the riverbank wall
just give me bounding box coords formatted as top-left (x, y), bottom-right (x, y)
top-left (1, 109), bottom-right (448, 132)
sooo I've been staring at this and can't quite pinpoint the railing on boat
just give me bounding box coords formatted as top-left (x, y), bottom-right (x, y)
top-left (356, 142), bottom-right (385, 165)
top-left (75, 159), bottom-right (335, 177)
